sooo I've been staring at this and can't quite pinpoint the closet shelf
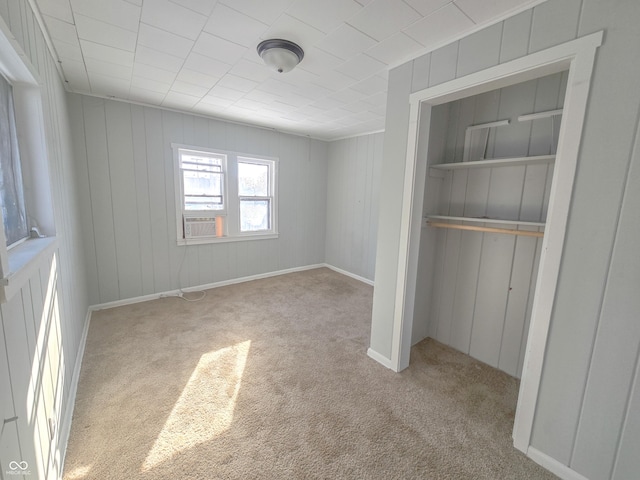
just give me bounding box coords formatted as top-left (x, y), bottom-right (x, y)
top-left (430, 154), bottom-right (555, 171)
top-left (424, 215), bottom-right (545, 238)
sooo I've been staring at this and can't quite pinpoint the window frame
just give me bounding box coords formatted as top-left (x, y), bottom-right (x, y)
top-left (0, 73), bottom-right (29, 248)
top-left (0, 20), bottom-right (57, 303)
top-left (173, 144), bottom-right (278, 246)
top-left (237, 156), bottom-right (277, 235)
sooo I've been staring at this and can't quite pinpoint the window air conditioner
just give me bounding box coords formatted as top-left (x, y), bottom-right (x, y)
top-left (184, 216), bottom-right (217, 238)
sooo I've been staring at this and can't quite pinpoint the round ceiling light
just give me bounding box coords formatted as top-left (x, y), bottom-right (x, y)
top-left (257, 39), bottom-right (304, 74)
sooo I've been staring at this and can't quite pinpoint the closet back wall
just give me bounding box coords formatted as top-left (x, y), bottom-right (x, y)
top-left (68, 94), bottom-right (328, 305)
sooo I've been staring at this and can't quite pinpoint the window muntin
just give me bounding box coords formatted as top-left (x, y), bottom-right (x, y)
top-left (0, 74), bottom-right (28, 247)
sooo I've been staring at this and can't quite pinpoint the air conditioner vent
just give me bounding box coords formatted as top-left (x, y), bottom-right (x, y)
top-left (184, 216), bottom-right (216, 238)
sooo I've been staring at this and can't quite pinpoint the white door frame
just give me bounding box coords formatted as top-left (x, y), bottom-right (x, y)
top-left (390, 31), bottom-right (603, 453)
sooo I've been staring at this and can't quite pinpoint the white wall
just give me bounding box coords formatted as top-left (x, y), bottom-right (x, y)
top-left (0, 1), bottom-right (89, 479)
top-left (325, 133), bottom-right (383, 282)
top-left (67, 95), bottom-right (328, 305)
top-left (372, 0), bottom-right (640, 478)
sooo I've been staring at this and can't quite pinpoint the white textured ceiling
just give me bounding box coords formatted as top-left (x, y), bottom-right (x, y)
top-left (34, 0), bottom-right (544, 140)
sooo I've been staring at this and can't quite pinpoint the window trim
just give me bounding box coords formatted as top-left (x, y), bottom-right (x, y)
top-left (0, 18), bottom-right (56, 303)
top-left (172, 143), bottom-right (279, 246)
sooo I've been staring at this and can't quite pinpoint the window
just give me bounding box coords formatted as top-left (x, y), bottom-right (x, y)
top-left (238, 159), bottom-right (273, 232)
top-left (0, 23), bottom-right (56, 303)
top-left (173, 144), bottom-right (278, 245)
top-left (0, 73), bottom-right (28, 247)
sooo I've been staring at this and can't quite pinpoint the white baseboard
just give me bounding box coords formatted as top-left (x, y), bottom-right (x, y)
top-left (58, 308), bottom-right (91, 472)
top-left (527, 447), bottom-right (590, 480)
top-left (90, 264), bottom-right (326, 311)
top-left (367, 348), bottom-right (394, 369)
top-left (324, 264), bottom-right (374, 286)
top-left (90, 263), bottom-right (377, 311)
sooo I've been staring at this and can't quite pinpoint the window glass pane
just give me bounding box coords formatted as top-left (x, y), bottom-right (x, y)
top-left (240, 199), bottom-right (269, 232)
top-left (0, 74), bottom-right (27, 246)
top-left (181, 153), bottom-right (222, 171)
top-left (238, 161), bottom-right (268, 196)
top-left (182, 152), bottom-right (224, 211)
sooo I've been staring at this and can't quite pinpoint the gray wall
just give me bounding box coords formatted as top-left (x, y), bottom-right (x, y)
top-left (325, 133), bottom-right (383, 281)
top-left (373, 0), bottom-right (640, 478)
top-left (67, 95), bottom-right (328, 305)
top-left (0, 1), bottom-right (89, 479)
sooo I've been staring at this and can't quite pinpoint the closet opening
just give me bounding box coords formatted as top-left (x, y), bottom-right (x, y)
top-left (386, 32), bottom-right (602, 454)
top-left (412, 70), bottom-right (568, 381)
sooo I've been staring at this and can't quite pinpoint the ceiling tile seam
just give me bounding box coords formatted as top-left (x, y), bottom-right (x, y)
top-left (339, 22), bottom-right (378, 46)
top-left (196, 32), bottom-right (251, 58)
top-left (384, 0), bottom-right (548, 71)
top-left (451, 1), bottom-right (478, 25)
top-left (216, 1), bottom-right (280, 30)
top-left (128, 3), bottom-right (144, 100)
top-left (156, 3), bottom-right (272, 108)
top-left (399, 0), bottom-right (428, 18)
top-left (138, 21), bottom-right (197, 43)
top-left (74, 12), bottom-right (139, 49)
top-left (399, 1), bottom-right (473, 48)
top-left (167, 0), bottom-right (215, 17)
top-left (73, 3), bottom-right (141, 34)
top-left (162, 27), bottom-right (234, 109)
top-left (80, 38), bottom-right (138, 56)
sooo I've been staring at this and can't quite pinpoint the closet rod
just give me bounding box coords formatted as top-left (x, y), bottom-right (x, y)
top-left (427, 222), bottom-right (544, 238)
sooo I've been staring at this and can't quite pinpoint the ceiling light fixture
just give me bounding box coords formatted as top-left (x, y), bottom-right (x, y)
top-left (257, 39), bottom-right (304, 74)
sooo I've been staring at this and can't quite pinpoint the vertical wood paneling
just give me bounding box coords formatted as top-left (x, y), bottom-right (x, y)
top-left (105, 102), bottom-right (142, 298)
top-left (529, 0), bottom-right (583, 54)
top-left (69, 97), bottom-right (329, 301)
top-left (411, 53), bottom-right (431, 93)
top-left (0, 316), bottom-right (21, 476)
top-left (386, 1), bottom-right (640, 477)
top-left (500, 10), bottom-right (532, 63)
top-left (82, 97), bottom-right (119, 302)
top-left (499, 236), bottom-right (537, 376)
top-left (130, 105), bottom-right (155, 296)
top-left (428, 42), bottom-right (459, 88)
top-left (435, 230), bottom-right (460, 345)
top-left (161, 111), bottom-right (184, 288)
top-left (531, 0), bottom-right (640, 468)
top-left (144, 107), bottom-right (171, 293)
top-left (0, 4), bottom-right (90, 480)
top-left (325, 132), bottom-right (383, 281)
top-left (448, 231), bottom-right (482, 353)
top-left (456, 23), bottom-right (502, 78)
top-left (518, 239), bottom-right (542, 377)
top-left (68, 94), bottom-right (99, 305)
top-left (613, 353), bottom-right (640, 480)
top-left (570, 109), bottom-right (640, 479)
top-left (416, 73), bottom-right (566, 377)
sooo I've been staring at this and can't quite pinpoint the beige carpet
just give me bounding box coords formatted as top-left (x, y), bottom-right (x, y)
top-left (63, 268), bottom-right (556, 480)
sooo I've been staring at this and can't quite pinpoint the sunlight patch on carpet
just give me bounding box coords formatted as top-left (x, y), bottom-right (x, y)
top-left (64, 464), bottom-right (92, 479)
top-left (141, 340), bottom-right (251, 471)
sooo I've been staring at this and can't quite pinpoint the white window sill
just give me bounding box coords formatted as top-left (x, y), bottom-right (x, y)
top-left (177, 233), bottom-right (278, 246)
top-left (1, 237), bottom-right (57, 303)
